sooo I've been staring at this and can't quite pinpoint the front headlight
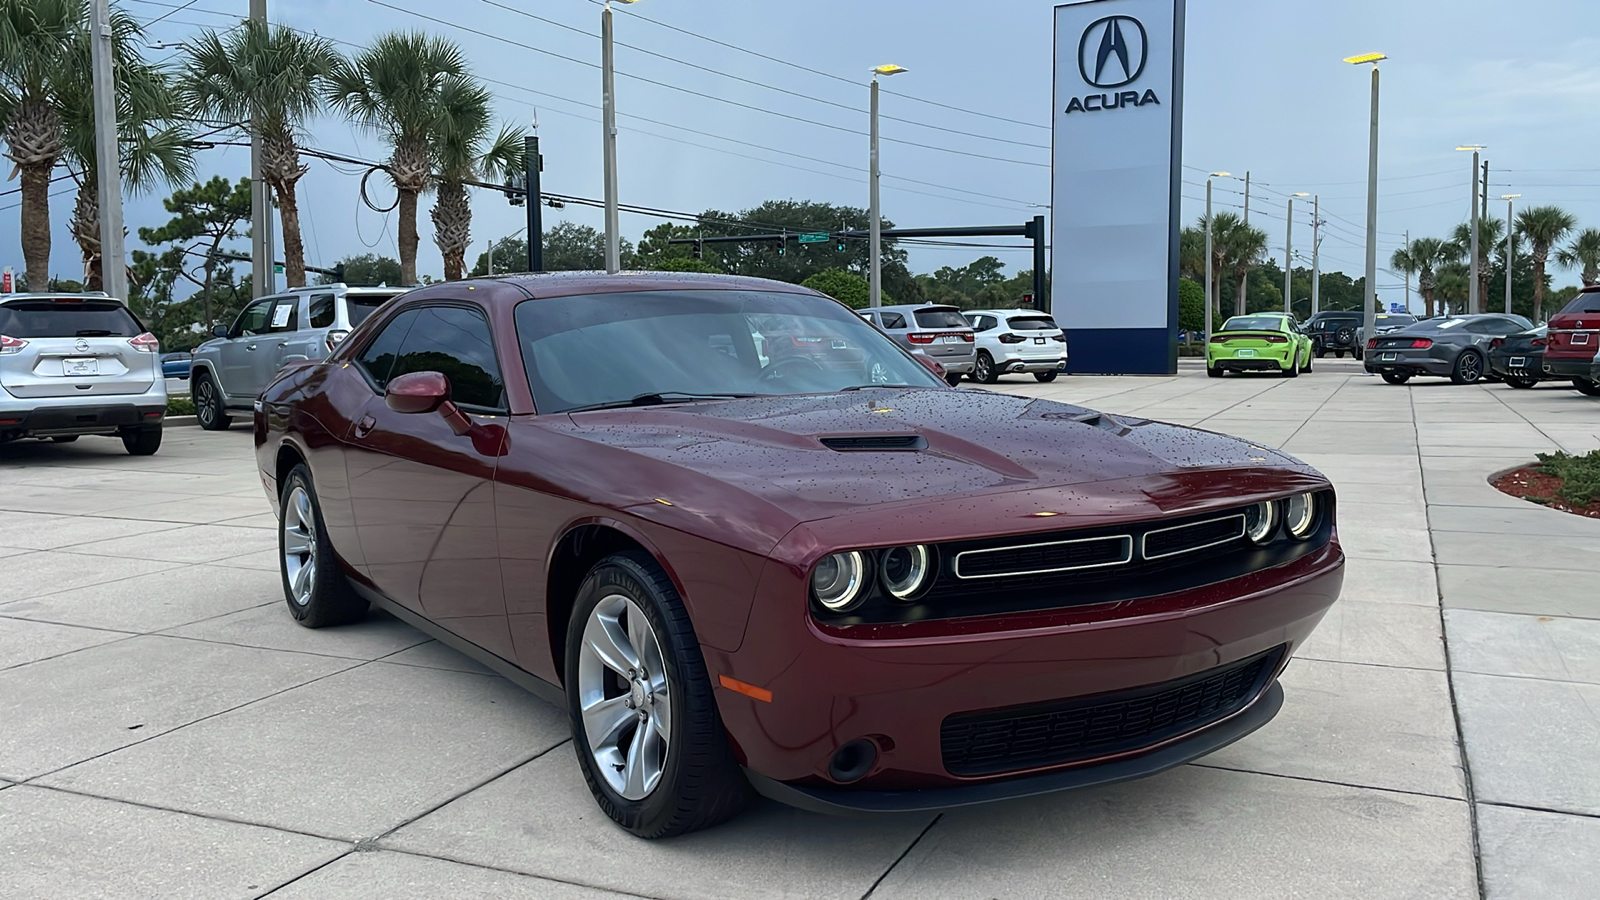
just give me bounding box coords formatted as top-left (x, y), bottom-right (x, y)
top-left (1283, 493), bottom-right (1319, 539)
top-left (880, 545), bottom-right (932, 600)
top-left (811, 551), bottom-right (867, 611)
top-left (1244, 501), bottom-right (1278, 544)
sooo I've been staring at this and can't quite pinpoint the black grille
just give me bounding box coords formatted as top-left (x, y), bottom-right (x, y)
top-left (819, 435), bottom-right (926, 451)
top-left (940, 647), bottom-right (1283, 776)
top-left (1142, 514), bottom-right (1244, 560)
top-left (955, 535), bottom-right (1130, 579)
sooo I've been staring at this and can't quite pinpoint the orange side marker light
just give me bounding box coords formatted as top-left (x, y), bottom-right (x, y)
top-left (718, 675), bottom-right (772, 703)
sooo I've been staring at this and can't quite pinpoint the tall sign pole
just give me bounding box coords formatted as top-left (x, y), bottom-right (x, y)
top-left (526, 134), bottom-right (543, 272)
top-left (869, 74), bottom-right (882, 308)
top-left (1283, 196), bottom-right (1294, 315)
top-left (1052, 0), bottom-right (1186, 374)
top-left (1311, 194), bottom-right (1321, 315)
top-left (601, 1), bottom-right (621, 274)
top-left (250, 0), bottom-right (269, 302)
top-left (90, 0), bottom-right (126, 301)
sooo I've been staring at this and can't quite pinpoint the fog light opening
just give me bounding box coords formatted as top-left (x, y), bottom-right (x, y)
top-left (828, 738), bottom-right (879, 783)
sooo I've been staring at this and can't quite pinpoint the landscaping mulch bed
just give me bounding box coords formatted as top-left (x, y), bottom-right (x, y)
top-left (1493, 464), bottom-right (1600, 519)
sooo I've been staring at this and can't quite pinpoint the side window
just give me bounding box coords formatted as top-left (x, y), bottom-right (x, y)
top-left (881, 312), bottom-right (906, 330)
top-left (267, 296), bottom-right (300, 333)
top-left (389, 305), bottom-right (507, 411)
top-left (308, 294), bottom-right (336, 329)
top-left (232, 298), bottom-right (275, 337)
top-left (355, 308), bottom-right (420, 390)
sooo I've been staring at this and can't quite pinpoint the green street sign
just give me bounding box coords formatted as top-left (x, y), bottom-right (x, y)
top-left (797, 232), bottom-right (829, 244)
top-left (273, 263), bottom-right (284, 274)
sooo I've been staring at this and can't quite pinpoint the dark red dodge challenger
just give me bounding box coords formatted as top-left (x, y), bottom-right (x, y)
top-left (254, 272), bottom-right (1343, 838)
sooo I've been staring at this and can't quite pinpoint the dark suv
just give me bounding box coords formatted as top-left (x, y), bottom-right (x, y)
top-left (1304, 311), bottom-right (1365, 359)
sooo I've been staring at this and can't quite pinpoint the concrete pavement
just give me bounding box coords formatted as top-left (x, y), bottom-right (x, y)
top-left (0, 358), bottom-right (1594, 898)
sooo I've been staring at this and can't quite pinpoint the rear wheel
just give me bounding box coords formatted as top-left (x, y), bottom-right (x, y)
top-left (1207, 365), bottom-right (1224, 378)
top-left (1334, 350), bottom-right (1345, 359)
top-left (1303, 352), bottom-right (1314, 374)
top-left (194, 370), bottom-right (232, 431)
top-left (279, 464), bottom-right (368, 628)
top-left (1506, 375), bottom-right (1537, 389)
top-left (944, 372), bottom-right (963, 387)
top-left (120, 426), bottom-right (161, 456)
top-left (1451, 350), bottom-right (1485, 385)
top-left (973, 351), bottom-right (998, 384)
top-left (1283, 358), bottom-right (1300, 378)
top-left (1033, 371), bottom-right (1058, 383)
top-left (50, 435), bottom-right (78, 443)
top-left (566, 551), bottom-right (750, 838)
top-left (1382, 371), bottom-right (1412, 385)
top-left (1574, 379), bottom-right (1600, 397)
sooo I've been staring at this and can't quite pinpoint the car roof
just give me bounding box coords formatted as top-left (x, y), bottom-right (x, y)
top-left (485, 270), bottom-right (818, 300)
top-left (0, 291), bottom-right (122, 304)
top-left (874, 303), bottom-right (963, 313)
top-left (966, 308), bottom-right (1052, 317)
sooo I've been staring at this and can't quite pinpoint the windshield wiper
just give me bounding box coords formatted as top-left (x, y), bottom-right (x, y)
top-left (837, 383), bottom-right (918, 391)
top-left (567, 392), bottom-right (757, 413)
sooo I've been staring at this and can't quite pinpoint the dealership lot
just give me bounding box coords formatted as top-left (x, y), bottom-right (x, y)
top-left (1, 358), bottom-right (1596, 899)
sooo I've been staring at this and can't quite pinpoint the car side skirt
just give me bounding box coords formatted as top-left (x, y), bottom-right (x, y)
top-left (745, 680), bottom-right (1283, 816)
top-left (350, 581), bottom-right (566, 707)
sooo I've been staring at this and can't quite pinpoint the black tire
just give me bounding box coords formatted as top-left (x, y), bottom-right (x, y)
top-left (1352, 347), bottom-right (1364, 361)
top-left (1506, 375), bottom-right (1537, 389)
top-left (1314, 345), bottom-right (1325, 359)
top-left (1283, 358), bottom-right (1299, 378)
top-left (1334, 350), bottom-right (1345, 359)
top-left (50, 435), bottom-right (78, 443)
top-left (1450, 350), bottom-right (1485, 385)
top-left (1303, 353), bottom-right (1314, 374)
top-left (1033, 371), bottom-right (1058, 383)
top-left (565, 551), bottom-right (750, 839)
top-left (1382, 371), bottom-right (1412, 385)
top-left (278, 464), bottom-right (368, 628)
top-left (1574, 379), bottom-right (1600, 397)
top-left (1207, 365), bottom-right (1224, 378)
top-left (194, 369), bottom-right (232, 430)
top-left (120, 426), bottom-right (161, 456)
top-left (973, 351), bottom-right (998, 384)
top-left (944, 372), bottom-right (963, 387)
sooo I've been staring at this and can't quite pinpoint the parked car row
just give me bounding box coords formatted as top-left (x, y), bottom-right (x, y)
top-left (1363, 313), bottom-right (1535, 385)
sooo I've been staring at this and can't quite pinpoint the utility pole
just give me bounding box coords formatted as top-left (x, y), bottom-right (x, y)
top-left (1481, 161), bottom-right (1490, 224)
top-left (1204, 178), bottom-right (1214, 340)
top-left (1362, 63), bottom-right (1380, 345)
top-left (1311, 195), bottom-right (1321, 315)
top-left (525, 134), bottom-right (543, 272)
top-left (1468, 148), bottom-right (1481, 314)
top-left (1403, 230), bottom-right (1411, 311)
top-left (249, 0), bottom-right (268, 302)
top-left (867, 66), bottom-right (906, 307)
top-left (600, 1), bottom-right (622, 274)
top-left (1503, 193), bottom-right (1520, 315)
top-left (1284, 195), bottom-right (1294, 315)
top-left (90, 0), bottom-right (127, 301)
top-left (1239, 171), bottom-right (1250, 312)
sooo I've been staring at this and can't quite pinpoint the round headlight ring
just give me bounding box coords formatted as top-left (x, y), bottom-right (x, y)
top-left (812, 551), bottom-right (867, 611)
top-left (1244, 500), bottom-right (1278, 544)
top-left (880, 544), bottom-right (932, 600)
top-left (1284, 493), bottom-right (1318, 540)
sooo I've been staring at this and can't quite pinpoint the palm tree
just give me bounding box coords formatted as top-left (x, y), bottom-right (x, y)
top-left (183, 19), bottom-right (338, 289)
top-left (56, 10), bottom-right (193, 289)
top-left (1556, 227), bottom-right (1600, 287)
top-left (0, 0), bottom-right (81, 288)
top-left (429, 77), bottom-right (522, 281)
top-left (1435, 262), bottom-right (1470, 316)
top-left (328, 32), bottom-right (472, 285)
top-left (1224, 219), bottom-right (1269, 315)
top-left (1197, 212), bottom-right (1241, 322)
top-left (1178, 225), bottom-right (1205, 282)
top-left (1393, 237), bottom-right (1459, 318)
top-left (1516, 205), bottom-right (1578, 322)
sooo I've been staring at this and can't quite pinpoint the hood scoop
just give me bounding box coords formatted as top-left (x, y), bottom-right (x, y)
top-left (819, 434), bottom-right (927, 452)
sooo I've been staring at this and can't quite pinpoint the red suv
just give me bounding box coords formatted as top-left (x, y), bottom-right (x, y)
top-left (1543, 285), bottom-right (1600, 394)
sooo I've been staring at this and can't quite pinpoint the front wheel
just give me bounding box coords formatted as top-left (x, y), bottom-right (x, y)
top-left (1382, 371), bottom-right (1412, 385)
top-left (944, 372), bottom-right (964, 387)
top-left (566, 552), bottom-right (750, 838)
top-left (1033, 371), bottom-right (1058, 383)
top-left (279, 464), bottom-right (368, 628)
top-left (1451, 350), bottom-right (1485, 385)
top-left (194, 369), bottom-right (232, 431)
top-left (121, 426), bottom-right (161, 456)
top-left (973, 351), bottom-right (998, 384)
top-left (1574, 379), bottom-right (1600, 397)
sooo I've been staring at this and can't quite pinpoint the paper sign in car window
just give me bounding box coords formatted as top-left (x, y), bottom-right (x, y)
top-left (272, 303), bottom-right (293, 328)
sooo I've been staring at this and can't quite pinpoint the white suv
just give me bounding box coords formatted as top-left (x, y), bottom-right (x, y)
top-left (963, 308), bottom-right (1069, 383)
top-left (0, 292), bottom-right (167, 454)
top-left (189, 283), bottom-right (407, 430)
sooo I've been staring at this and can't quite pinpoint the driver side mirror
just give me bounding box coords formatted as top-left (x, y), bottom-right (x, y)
top-left (911, 351), bottom-right (947, 381)
top-left (385, 370), bottom-right (472, 436)
top-left (212, 323), bottom-right (229, 338)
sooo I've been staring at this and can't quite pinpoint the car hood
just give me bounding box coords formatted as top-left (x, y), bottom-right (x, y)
top-left (549, 389), bottom-right (1309, 520)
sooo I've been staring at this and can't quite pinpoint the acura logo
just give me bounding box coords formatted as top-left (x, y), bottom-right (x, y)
top-left (74, 339), bottom-right (90, 353)
top-left (1079, 15), bottom-right (1148, 89)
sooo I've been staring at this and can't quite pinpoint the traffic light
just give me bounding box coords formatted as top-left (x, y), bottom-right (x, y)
top-left (693, 240), bottom-right (703, 260)
top-left (1020, 292), bottom-right (1034, 307)
top-left (836, 235), bottom-right (847, 252)
top-left (775, 237), bottom-right (786, 257)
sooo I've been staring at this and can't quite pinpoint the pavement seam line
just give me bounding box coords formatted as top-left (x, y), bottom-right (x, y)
top-left (374, 845), bottom-right (674, 900)
top-left (251, 848), bottom-right (357, 900)
top-left (1413, 384), bottom-right (1489, 900)
top-left (859, 812), bottom-right (944, 899)
top-left (19, 781), bottom-right (354, 845)
top-left (1187, 762), bottom-right (1467, 803)
top-left (369, 737), bottom-right (573, 845)
top-left (1474, 799), bottom-right (1600, 822)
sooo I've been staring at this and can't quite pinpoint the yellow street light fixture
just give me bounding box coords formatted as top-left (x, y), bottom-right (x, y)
top-left (872, 64), bottom-right (908, 77)
top-left (1343, 52), bottom-right (1386, 65)
top-left (1210, 171), bottom-right (1231, 178)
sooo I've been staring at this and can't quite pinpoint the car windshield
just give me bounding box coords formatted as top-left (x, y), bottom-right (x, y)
top-left (0, 299), bottom-right (142, 337)
top-left (1412, 318), bottom-right (1468, 332)
top-left (1006, 315), bottom-right (1058, 331)
top-left (1221, 316), bottom-right (1283, 332)
top-left (1374, 314), bottom-right (1417, 327)
top-left (1559, 291), bottom-right (1600, 315)
top-left (913, 307), bottom-right (970, 329)
top-left (345, 292), bottom-right (404, 327)
top-left (514, 289), bottom-right (946, 413)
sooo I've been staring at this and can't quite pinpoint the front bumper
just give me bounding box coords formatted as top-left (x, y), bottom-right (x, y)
top-left (1543, 355), bottom-right (1593, 380)
top-left (0, 402), bottom-right (166, 439)
top-left (713, 537), bottom-right (1342, 801)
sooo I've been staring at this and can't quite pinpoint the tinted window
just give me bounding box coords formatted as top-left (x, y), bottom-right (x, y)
top-left (267, 297), bottom-right (300, 333)
top-left (1221, 316), bottom-right (1284, 332)
top-left (1006, 315), bottom-right (1058, 331)
top-left (389, 306), bottom-right (506, 411)
top-left (1559, 291), bottom-right (1600, 315)
top-left (1413, 318), bottom-right (1468, 333)
top-left (1373, 314), bottom-right (1417, 328)
top-left (355, 308), bottom-right (420, 389)
top-left (0, 299), bottom-right (142, 337)
top-left (514, 290), bottom-right (944, 414)
top-left (308, 294), bottom-right (336, 329)
top-left (345, 292), bottom-right (403, 327)
top-left (914, 307), bottom-right (970, 329)
top-left (232, 298), bottom-right (275, 337)
top-left (880, 312), bottom-right (906, 329)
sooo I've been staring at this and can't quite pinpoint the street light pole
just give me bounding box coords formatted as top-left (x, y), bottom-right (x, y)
top-left (89, 0), bottom-right (126, 301)
top-left (868, 65), bottom-right (906, 308)
top-left (1311, 194), bottom-right (1321, 315)
top-left (1286, 193), bottom-right (1308, 316)
top-left (1502, 193), bottom-right (1520, 315)
top-left (1346, 53), bottom-right (1386, 346)
top-left (1458, 145), bottom-right (1485, 313)
top-left (601, 0), bottom-right (636, 274)
top-left (1205, 172), bottom-right (1229, 339)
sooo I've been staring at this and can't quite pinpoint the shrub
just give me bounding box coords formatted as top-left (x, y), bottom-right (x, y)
top-left (801, 268), bottom-right (885, 309)
top-left (1535, 450), bottom-right (1600, 506)
top-left (167, 395), bottom-right (196, 417)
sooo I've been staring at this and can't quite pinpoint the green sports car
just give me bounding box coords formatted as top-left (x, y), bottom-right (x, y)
top-left (1207, 314), bottom-right (1314, 378)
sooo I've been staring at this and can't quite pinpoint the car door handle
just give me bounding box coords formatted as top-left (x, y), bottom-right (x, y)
top-left (277, 341), bottom-right (289, 348)
top-left (245, 343), bottom-right (257, 351)
top-left (353, 414), bottom-right (376, 439)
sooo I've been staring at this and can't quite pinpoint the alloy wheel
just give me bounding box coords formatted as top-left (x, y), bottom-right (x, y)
top-left (577, 593), bottom-right (671, 801)
top-left (197, 380), bottom-right (216, 426)
top-left (282, 485), bottom-right (317, 607)
top-left (974, 352), bottom-right (993, 383)
top-left (1459, 353), bottom-right (1482, 383)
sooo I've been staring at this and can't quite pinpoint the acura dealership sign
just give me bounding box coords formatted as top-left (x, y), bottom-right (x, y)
top-left (1053, 0), bottom-right (1185, 374)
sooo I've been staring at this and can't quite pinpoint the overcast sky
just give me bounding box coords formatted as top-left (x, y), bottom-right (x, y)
top-left (7, 0), bottom-right (1599, 302)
